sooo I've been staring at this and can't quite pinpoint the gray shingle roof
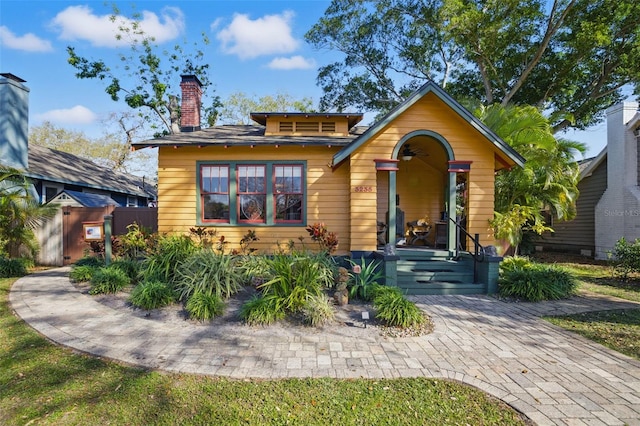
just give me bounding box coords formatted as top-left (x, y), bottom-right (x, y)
top-left (132, 125), bottom-right (359, 149)
top-left (26, 144), bottom-right (156, 198)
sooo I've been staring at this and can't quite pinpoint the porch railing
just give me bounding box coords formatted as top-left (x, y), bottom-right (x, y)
top-left (449, 217), bottom-right (485, 283)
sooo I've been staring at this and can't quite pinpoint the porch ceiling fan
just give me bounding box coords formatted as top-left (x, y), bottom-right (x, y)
top-left (401, 144), bottom-right (426, 161)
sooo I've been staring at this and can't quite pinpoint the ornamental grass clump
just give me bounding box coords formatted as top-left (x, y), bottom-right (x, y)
top-left (185, 291), bottom-right (225, 321)
top-left (301, 294), bottom-right (335, 326)
top-left (89, 266), bottom-right (130, 295)
top-left (129, 280), bottom-right (177, 310)
top-left (69, 265), bottom-right (97, 283)
top-left (140, 234), bottom-right (198, 284)
top-left (240, 251), bottom-right (336, 325)
top-left (373, 286), bottom-right (425, 328)
top-left (499, 257), bottom-right (577, 302)
top-left (110, 259), bottom-right (140, 284)
top-left (239, 294), bottom-right (285, 326)
top-left (174, 249), bottom-right (243, 301)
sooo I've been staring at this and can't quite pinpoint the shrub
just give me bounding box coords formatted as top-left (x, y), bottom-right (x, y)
top-left (185, 291), bottom-right (225, 321)
top-left (74, 256), bottom-right (104, 268)
top-left (110, 259), bottom-right (140, 284)
top-left (175, 250), bottom-right (243, 301)
top-left (609, 237), bottom-right (640, 279)
top-left (129, 280), bottom-right (177, 310)
top-left (498, 263), bottom-right (577, 302)
top-left (240, 295), bottom-right (285, 325)
top-left (0, 257), bottom-right (29, 277)
top-left (374, 287), bottom-right (425, 328)
top-left (140, 234), bottom-right (197, 284)
top-left (89, 266), bottom-right (130, 295)
top-left (69, 265), bottom-right (97, 282)
top-left (117, 223), bottom-right (157, 259)
top-left (301, 294), bottom-right (335, 326)
top-left (347, 257), bottom-right (384, 301)
top-left (499, 256), bottom-right (532, 274)
top-left (305, 223), bottom-right (339, 253)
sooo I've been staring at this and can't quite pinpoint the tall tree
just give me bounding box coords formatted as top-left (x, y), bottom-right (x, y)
top-left (217, 92), bottom-right (315, 125)
top-left (67, 5), bottom-right (220, 136)
top-left (473, 104), bottom-right (586, 254)
top-left (0, 166), bottom-right (57, 259)
top-left (306, 0), bottom-right (640, 131)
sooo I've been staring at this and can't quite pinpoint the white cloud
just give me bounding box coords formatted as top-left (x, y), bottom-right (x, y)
top-left (217, 11), bottom-right (299, 59)
top-left (0, 26), bottom-right (53, 52)
top-left (37, 105), bottom-right (97, 125)
top-left (50, 5), bottom-right (184, 48)
top-left (268, 56), bottom-right (316, 70)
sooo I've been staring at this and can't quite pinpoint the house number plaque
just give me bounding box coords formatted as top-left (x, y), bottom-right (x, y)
top-left (354, 186), bottom-right (373, 192)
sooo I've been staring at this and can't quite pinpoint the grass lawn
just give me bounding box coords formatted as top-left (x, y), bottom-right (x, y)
top-left (533, 253), bottom-right (640, 360)
top-left (0, 277), bottom-right (527, 425)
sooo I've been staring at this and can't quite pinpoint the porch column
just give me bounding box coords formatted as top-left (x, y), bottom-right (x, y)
top-left (447, 170), bottom-right (457, 257)
top-left (387, 170), bottom-right (397, 253)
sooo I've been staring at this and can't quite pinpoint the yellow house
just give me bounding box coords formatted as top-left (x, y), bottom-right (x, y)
top-left (133, 75), bottom-right (524, 295)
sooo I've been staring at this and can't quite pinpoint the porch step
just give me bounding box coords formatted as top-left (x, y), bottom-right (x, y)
top-left (395, 280), bottom-right (487, 295)
top-left (395, 251), bottom-right (484, 295)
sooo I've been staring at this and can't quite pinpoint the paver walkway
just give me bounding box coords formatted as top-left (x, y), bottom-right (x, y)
top-left (9, 267), bottom-right (640, 425)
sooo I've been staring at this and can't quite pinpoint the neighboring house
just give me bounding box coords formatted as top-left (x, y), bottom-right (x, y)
top-left (26, 144), bottom-right (154, 207)
top-left (1, 72), bottom-right (158, 265)
top-left (539, 102), bottom-right (640, 259)
top-left (47, 189), bottom-right (121, 208)
top-left (0, 73), bottom-right (156, 207)
top-left (133, 75), bottom-right (524, 295)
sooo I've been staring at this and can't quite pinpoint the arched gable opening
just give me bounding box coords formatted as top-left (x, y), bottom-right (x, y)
top-left (379, 130), bottom-right (458, 254)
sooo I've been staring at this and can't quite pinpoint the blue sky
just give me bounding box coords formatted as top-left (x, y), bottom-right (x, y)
top-left (1, 0), bottom-right (608, 157)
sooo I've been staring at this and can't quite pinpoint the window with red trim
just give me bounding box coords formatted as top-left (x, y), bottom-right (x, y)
top-left (274, 165), bottom-right (303, 223)
top-left (237, 165), bottom-right (266, 222)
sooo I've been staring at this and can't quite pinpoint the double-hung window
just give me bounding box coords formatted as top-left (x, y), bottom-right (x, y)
top-left (274, 165), bottom-right (303, 222)
top-left (198, 162), bottom-right (305, 226)
top-left (201, 165), bottom-right (230, 222)
top-left (237, 165), bottom-right (266, 223)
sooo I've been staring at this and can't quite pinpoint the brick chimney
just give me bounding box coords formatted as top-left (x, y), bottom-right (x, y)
top-left (179, 75), bottom-right (202, 132)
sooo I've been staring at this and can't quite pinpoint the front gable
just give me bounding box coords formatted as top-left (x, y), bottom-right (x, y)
top-left (332, 81), bottom-right (524, 169)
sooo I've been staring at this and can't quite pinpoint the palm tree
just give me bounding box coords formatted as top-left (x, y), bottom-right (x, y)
top-left (474, 104), bottom-right (586, 254)
top-left (0, 166), bottom-right (57, 259)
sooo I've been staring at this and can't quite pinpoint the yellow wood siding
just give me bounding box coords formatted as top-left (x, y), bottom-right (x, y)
top-left (347, 92), bottom-right (498, 248)
top-left (157, 145), bottom-right (351, 255)
top-left (264, 116), bottom-right (350, 136)
top-left (157, 90), bottom-right (507, 255)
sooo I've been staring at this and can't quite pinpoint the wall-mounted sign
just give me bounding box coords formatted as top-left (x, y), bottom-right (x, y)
top-left (83, 222), bottom-right (104, 241)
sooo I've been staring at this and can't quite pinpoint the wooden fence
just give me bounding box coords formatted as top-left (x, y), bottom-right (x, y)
top-left (36, 206), bottom-right (158, 266)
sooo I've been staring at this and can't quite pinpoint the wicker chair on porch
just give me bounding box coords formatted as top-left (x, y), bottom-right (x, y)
top-left (406, 216), bottom-right (432, 246)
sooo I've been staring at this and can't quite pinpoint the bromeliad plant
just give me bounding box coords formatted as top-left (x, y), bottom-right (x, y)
top-left (348, 257), bottom-right (385, 301)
